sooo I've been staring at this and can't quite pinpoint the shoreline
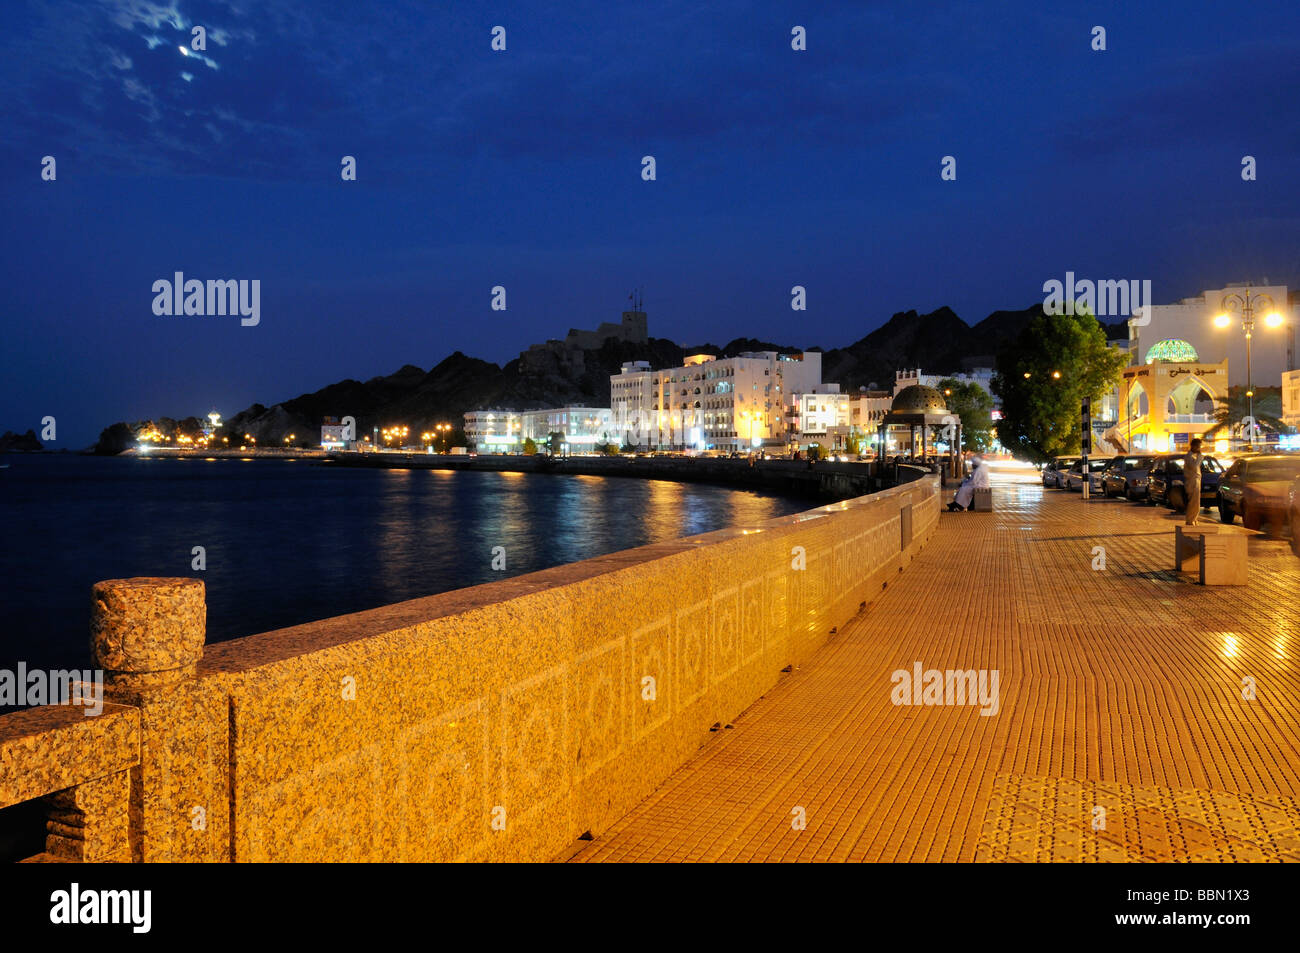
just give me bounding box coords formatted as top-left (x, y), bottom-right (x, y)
top-left (322, 450), bottom-right (900, 500)
top-left (12, 447), bottom-right (935, 500)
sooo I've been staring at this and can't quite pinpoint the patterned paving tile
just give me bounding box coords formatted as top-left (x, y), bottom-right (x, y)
top-left (571, 473), bottom-right (1300, 863)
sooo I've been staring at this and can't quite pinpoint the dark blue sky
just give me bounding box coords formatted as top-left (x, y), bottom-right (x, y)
top-left (3, 0), bottom-right (1299, 446)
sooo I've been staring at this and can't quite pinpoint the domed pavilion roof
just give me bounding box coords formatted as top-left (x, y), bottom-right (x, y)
top-left (891, 385), bottom-right (948, 415)
top-left (1145, 339), bottom-right (1199, 364)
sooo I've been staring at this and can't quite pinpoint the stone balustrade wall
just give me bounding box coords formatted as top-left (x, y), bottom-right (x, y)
top-left (1, 475), bottom-right (939, 862)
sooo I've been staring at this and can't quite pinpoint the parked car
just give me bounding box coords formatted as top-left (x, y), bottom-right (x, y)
top-left (1086, 457), bottom-right (1119, 495)
top-left (1289, 475), bottom-right (1300, 556)
top-left (1217, 454), bottom-right (1300, 530)
top-left (1147, 453), bottom-right (1223, 510)
top-left (1041, 457), bottom-right (1076, 488)
top-left (1061, 457), bottom-right (1111, 491)
top-left (1101, 454), bottom-right (1157, 500)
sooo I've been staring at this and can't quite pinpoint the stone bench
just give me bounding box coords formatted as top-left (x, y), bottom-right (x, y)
top-left (972, 487), bottom-right (992, 512)
top-left (1174, 524), bottom-right (1247, 585)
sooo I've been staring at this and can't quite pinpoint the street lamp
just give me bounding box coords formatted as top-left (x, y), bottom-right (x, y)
top-left (1214, 288), bottom-right (1284, 449)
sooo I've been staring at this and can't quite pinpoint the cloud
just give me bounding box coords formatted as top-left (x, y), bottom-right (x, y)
top-left (178, 45), bottom-right (219, 70)
top-left (108, 0), bottom-right (186, 33)
top-left (0, 0), bottom-right (963, 181)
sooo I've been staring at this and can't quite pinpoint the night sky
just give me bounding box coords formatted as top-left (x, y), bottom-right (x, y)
top-left (3, 1), bottom-right (1299, 447)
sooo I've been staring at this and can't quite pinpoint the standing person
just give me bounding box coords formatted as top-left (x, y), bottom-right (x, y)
top-left (1183, 437), bottom-right (1203, 526)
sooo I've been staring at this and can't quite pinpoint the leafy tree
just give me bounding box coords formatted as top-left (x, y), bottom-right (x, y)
top-left (522, 437), bottom-right (538, 456)
top-left (547, 431), bottom-right (565, 456)
top-left (177, 416), bottom-right (206, 440)
top-left (937, 378), bottom-right (994, 452)
top-left (94, 422), bottom-right (134, 455)
top-left (992, 306), bottom-right (1129, 464)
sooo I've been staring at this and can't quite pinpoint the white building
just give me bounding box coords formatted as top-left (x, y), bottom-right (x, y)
top-left (893, 369), bottom-right (943, 394)
top-left (463, 410), bottom-right (522, 453)
top-left (520, 406), bottom-right (615, 451)
top-left (320, 416), bottom-right (354, 450)
top-left (1283, 368), bottom-right (1300, 432)
top-left (320, 424), bottom-right (348, 450)
top-left (850, 391), bottom-right (893, 452)
top-left (791, 386), bottom-right (851, 450)
top-left (611, 351), bottom-right (823, 451)
top-left (850, 390), bottom-right (893, 428)
top-left (895, 366), bottom-right (996, 401)
top-left (1128, 283), bottom-right (1297, 390)
top-left (610, 361), bottom-right (657, 446)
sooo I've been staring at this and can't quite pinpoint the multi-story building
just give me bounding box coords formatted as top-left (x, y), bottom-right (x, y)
top-left (610, 361), bottom-right (657, 446)
top-left (611, 351), bottom-right (823, 451)
top-left (320, 416), bottom-right (356, 450)
top-left (1127, 283), bottom-right (1297, 390)
top-left (848, 390), bottom-right (893, 454)
top-left (850, 390), bottom-right (893, 430)
top-left (463, 410), bottom-right (523, 453)
top-left (790, 386), bottom-right (851, 451)
top-left (520, 406), bottom-right (615, 451)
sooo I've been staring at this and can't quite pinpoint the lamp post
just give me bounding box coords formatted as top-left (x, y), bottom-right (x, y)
top-left (1214, 289), bottom-right (1284, 450)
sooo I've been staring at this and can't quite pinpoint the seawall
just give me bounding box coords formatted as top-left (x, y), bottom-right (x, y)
top-left (325, 451), bottom-right (909, 500)
top-left (0, 476), bottom-right (941, 862)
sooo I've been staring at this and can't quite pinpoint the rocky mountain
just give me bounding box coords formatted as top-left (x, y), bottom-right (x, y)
top-left (96, 302), bottom-right (1064, 452)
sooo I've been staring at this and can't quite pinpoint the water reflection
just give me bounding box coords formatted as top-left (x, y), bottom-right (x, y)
top-left (0, 456), bottom-right (809, 673)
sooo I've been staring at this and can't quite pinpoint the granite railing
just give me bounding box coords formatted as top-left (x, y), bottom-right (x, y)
top-left (1, 475), bottom-right (940, 862)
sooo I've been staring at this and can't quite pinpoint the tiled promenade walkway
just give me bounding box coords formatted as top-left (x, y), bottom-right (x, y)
top-left (573, 463), bottom-right (1300, 862)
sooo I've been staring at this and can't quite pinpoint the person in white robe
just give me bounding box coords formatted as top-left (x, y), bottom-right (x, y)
top-left (948, 456), bottom-right (990, 510)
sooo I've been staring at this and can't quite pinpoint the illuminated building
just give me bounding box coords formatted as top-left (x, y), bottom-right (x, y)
top-left (1113, 339), bottom-right (1227, 453)
top-left (463, 410), bottom-right (522, 452)
top-left (611, 351), bottom-right (822, 451)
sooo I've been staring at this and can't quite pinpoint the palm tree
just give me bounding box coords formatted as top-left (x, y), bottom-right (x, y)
top-left (1202, 386), bottom-right (1288, 442)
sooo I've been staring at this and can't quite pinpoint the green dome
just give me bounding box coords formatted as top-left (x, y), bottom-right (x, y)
top-left (1145, 339), bottom-right (1199, 364)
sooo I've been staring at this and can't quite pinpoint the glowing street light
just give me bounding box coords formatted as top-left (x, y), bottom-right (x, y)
top-left (1214, 287), bottom-right (1284, 449)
